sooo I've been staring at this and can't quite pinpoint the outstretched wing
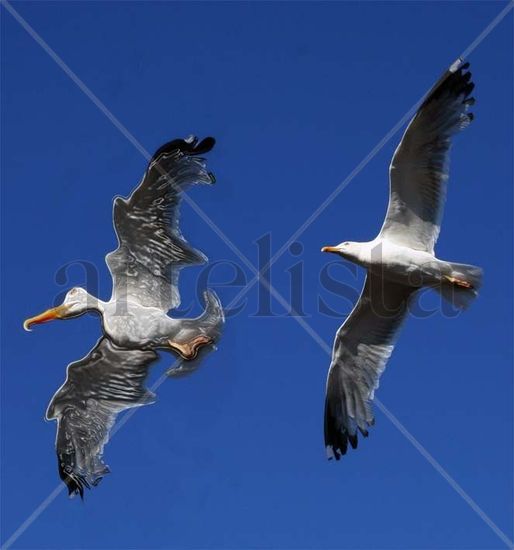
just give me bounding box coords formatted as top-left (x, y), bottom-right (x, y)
top-left (46, 338), bottom-right (158, 498)
top-left (379, 59), bottom-right (475, 253)
top-left (324, 274), bottom-right (416, 459)
top-left (106, 136), bottom-right (216, 312)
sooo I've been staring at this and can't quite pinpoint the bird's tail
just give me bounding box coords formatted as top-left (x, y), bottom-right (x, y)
top-left (193, 290), bottom-right (225, 343)
top-left (166, 291), bottom-right (224, 376)
top-left (436, 262), bottom-right (483, 310)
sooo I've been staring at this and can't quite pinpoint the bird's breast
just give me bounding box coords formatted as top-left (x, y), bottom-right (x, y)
top-left (369, 241), bottom-right (438, 287)
top-left (102, 301), bottom-right (167, 347)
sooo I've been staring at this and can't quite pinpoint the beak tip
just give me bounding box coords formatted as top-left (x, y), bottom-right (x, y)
top-left (321, 245), bottom-right (340, 254)
top-left (23, 321), bottom-right (32, 332)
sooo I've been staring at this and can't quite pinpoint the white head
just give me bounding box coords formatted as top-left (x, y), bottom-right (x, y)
top-left (24, 287), bottom-right (96, 331)
top-left (321, 241), bottom-right (362, 262)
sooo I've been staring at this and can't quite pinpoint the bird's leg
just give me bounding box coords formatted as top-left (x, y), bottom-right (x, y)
top-left (167, 335), bottom-right (213, 361)
top-left (166, 290), bottom-right (223, 362)
top-left (444, 275), bottom-right (473, 289)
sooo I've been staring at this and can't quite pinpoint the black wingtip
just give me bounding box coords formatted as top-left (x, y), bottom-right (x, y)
top-left (62, 471), bottom-right (87, 500)
top-left (150, 136), bottom-right (216, 164)
top-left (348, 433), bottom-right (358, 450)
top-left (194, 136), bottom-right (216, 155)
top-left (324, 399), bottom-right (349, 460)
top-left (57, 452), bottom-right (92, 500)
top-left (324, 397), bottom-right (375, 460)
top-left (61, 465), bottom-right (108, 500)
top-left (419, 59), bottom-right (476, 119)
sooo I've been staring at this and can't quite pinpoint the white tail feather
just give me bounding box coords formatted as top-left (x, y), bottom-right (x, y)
top-left (437, 262), bottom-right (483, 310)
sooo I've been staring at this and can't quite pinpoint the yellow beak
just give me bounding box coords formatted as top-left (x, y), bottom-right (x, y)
top-left (321, 246), bottom-right (340, 254)
top-left (23, 305), bottom-right (70, 332)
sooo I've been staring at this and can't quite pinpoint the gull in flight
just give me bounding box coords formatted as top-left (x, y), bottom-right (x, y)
top-left (24, 136), bottom-right (224, 497)
top-left (321, 59), bottom-right (482, 459)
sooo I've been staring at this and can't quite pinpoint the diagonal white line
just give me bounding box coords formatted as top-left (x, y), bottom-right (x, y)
top-left (460, 0), bottom-right (514, 60)
top-left (0, 0), bottom-right (259, 282)
top-left (0, 484), bottom-right (66, 550)
top-left (1, 276), bottom-right (250, 548)
top-left (0, 364), bottom-right (177, 550)
top-left (256, 0), bottom-right (514, 256)
top-left (374, 399), bottom-right (514, 549)
top-left (227, 270), bottom-right (514, 549)
top-left (2, 1), bottom-right (513, 548)
top-left (223, 0), bottom-right (514, 314)
top-left (224, 103), bottom-right (422, 309)
top-left (0, 0), bottom-right (147, 159)
top-left (0, 3), bottom-right (263, 545)
top-left (0, 4), bottom-right (263, 542)
top-left (183, 1), bottom-right (514, 534)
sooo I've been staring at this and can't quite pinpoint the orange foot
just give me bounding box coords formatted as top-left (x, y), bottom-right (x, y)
top-left (445, 275), bottom-right (473, 289)
top-left (168, 335), bottom-right (213, 360)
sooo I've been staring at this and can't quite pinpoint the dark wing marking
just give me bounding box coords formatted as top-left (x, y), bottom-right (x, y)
top-left (379, 59), bottom-right (475, 253)
top-left (106, 136), bottom-right (216, 311)
top-left (325, 274), bottom-right (416, 459)
top-left (46, 338), bottom-right (158, 498)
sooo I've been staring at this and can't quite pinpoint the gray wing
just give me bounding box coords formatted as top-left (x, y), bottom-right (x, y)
top-left (378, 59), bottom-right (475, 253)
top-left (324, 274), bottom-right (416, 459)
top-left (106, 136), bottom-right (216, 312)
top-left (46, 338), bottom-right (158, 498)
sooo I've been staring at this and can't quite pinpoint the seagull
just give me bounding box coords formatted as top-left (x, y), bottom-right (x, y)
top-left (321, 59), bottom-right (482, 460)
top-left (24, 136), bottom-right (224, 497)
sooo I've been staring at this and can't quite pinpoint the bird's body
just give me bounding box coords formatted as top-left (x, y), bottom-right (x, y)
top-left (322, 59), bottom-right (482, 459)
top-left (24, 136), bottom-right (224, 497)
top-left (99, 295), bottom-right (220, 349)
top-left (342, 238), bottom-right (457, 288)
top-left (101, 300), bottom-right (172, 347)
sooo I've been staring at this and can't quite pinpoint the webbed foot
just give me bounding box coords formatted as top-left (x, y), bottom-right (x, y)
top-left (168, 335), bottom-right (213, 360)
top-left (444, 275), bottom-right (473, 289)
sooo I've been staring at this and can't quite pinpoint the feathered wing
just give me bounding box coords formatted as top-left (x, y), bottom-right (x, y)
top-left (106, 136), bottom-right (216, 312)
top-left (379, 59), bottom-right (475, 253)
top-left (325, 274), bottom-right (416, 459)
top-left (46, 338), bottom-right (159, 498)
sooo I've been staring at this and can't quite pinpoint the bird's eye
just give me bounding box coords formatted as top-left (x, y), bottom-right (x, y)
top-left (69, 288), bottom-right (78, 296)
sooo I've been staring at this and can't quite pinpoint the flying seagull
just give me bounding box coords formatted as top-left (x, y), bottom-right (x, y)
top-left (321, 59), bottom-right (482, 459)
top-left (24, 136), bottom-right (224, 497)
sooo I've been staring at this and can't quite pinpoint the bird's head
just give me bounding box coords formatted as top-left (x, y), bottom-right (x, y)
top-left (321, 241), bottom-right (360, 260)
top-left (24, 287), bottom-right (93, 332)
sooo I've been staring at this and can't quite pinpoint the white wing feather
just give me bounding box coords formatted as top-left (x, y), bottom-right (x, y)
top-left (325, 275), bottom-right (415, 459)
top-left (379, 59), bottom-right (475, 253)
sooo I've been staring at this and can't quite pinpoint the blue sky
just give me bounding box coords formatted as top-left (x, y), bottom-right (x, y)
top-left (1, 1), bottom-right (512, 548)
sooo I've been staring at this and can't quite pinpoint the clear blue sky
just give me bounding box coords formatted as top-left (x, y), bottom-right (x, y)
top-left (1, 2), bottom-right (512, 548)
